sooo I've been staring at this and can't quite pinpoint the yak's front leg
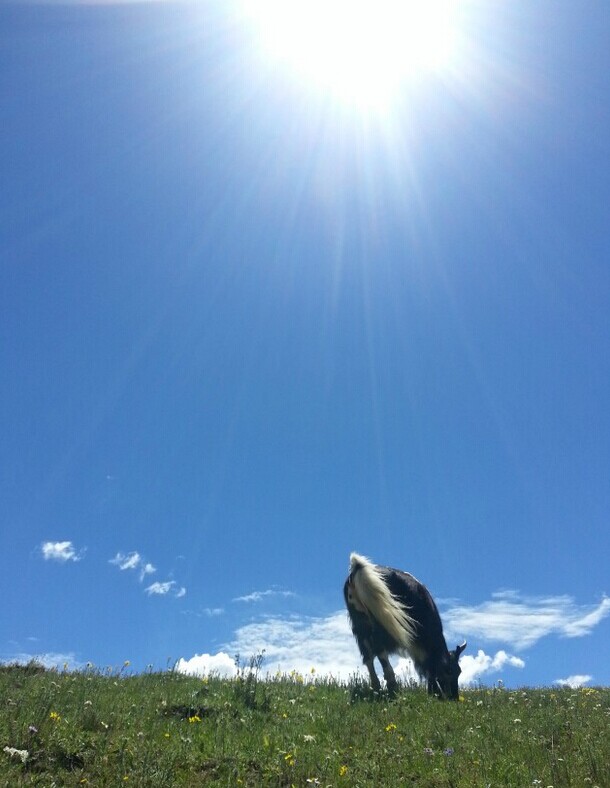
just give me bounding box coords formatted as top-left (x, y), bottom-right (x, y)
top-left (364, 657), bottom-right (382, 692)
top-left (378, 651), bottom-right (399, 696)
top-left (359, 637), bottom-right (382, 692)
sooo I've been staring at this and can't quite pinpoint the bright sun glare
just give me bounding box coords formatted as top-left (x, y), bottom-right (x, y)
top-left (246, 0), bottom-right (462, 110)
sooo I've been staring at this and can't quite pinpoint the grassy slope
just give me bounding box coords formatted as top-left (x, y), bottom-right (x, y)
top-left (1, 661), bottom-right (609, 787)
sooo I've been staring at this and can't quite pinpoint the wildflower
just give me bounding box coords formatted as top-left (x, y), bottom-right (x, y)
top-left (310, 666), bottom-right (316, 674)
top-left (164, 733), bottom-right (170, 738)
top-left (3, 746), bottom-right (29, 764)
top-left (188, 715), bottom-right (201, 724)
top-left (423, 748), bottom-right (434, 756)
top-left (513, 719), bottom-right (522, 723)
top-left (28, 725), bottom-right (38, 735)
top-left (284, 752), bottom-right (295, 767)
top-left (303, 734), bottom-right (316, 743)
top-left (306, 779), bottom-right (320, 785)
top-left (49, 711), bottom-right (61, 722)
top-left (385, 723), bottom-right (397, 732)
top-left (123, 660), bottom-right (130, 667)
top-left (443, 748), bottom-right (454, 756)
top-left (339, 765), bottom-right (348, 777)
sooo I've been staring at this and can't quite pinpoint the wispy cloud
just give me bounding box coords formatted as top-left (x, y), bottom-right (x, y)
top-left (145, 581), bottom-right (186, 598)
top-left (554, 674), bottom-right (592, 689)
top-left (109, 551), bottom-right (143, 572)
top-left (233, 589), bottom-right (296, 603)
top-left (139, 562), bottom-right (156, 582)
top-left (2, 652), bottom-right (83, 671)
top-left (110, 550), bottom-right (184, 597)
top-left (41, 541), bottom-right (84, 562)
top-left (443, 593), bottom-right (610, 650)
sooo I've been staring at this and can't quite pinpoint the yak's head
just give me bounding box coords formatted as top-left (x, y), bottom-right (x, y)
top-left (434, 641), bottom-right (467, 700)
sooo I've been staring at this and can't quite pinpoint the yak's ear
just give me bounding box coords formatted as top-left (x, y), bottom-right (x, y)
top-left (456, 641), bottom-right (467, 658)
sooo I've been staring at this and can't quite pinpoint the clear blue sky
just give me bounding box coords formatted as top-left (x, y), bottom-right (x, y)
top-left (1, 0), bottom-right (609, 689)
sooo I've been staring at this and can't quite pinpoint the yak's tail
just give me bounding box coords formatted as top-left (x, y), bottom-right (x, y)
top-left (349, 552), bottom-right (418, 651)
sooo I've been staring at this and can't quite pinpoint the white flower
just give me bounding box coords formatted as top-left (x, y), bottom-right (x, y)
top-left (4, 746), bottom-right (29, 764)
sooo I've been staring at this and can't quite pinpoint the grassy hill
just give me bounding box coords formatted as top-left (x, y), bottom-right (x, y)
top-left (1, 657), bottom-right (608, 786)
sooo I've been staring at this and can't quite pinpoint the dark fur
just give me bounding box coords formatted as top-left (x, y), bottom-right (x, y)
top-left (344, 553), bottom-right (466, 698)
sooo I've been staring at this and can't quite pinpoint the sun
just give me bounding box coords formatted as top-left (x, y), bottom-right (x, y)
top-left (244, 0), bottom-right (463, 110)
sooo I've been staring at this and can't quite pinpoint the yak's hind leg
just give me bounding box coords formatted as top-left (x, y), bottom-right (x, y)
top-left (378, 651), bottom-right (399, 696)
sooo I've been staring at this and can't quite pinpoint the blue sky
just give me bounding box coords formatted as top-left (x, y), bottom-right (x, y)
top-left (1, 0), bottom-right (609, 690)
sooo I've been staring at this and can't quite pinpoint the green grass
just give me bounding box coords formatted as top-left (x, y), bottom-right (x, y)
top-left (1, 657), bottom-right (609, 787)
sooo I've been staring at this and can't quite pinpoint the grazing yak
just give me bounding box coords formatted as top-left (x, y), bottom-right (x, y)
top-left (344, 552), bottom-right (466, 698)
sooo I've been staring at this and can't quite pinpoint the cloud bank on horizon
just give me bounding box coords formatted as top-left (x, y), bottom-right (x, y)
top-left (176, 590), bottom-right (610, 687)
top-left (175, 612), bottom-right (526, 687)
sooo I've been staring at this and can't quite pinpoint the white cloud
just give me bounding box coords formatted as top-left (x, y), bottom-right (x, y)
top-left (176, 652), bottom-right (238, 679)
top-left (459, 649), bottom-right (525, 685)
top-left (233, 589), bottom-right (296, 603)
top-left (554, 674), bottom-right (592, 689)
top-left (41, 541), bottom-right (83, 562)
top-left (110, 551), bottom-right (142, 571)
top-left (443, 593), bottom-right (610, 650)
top-left (226, 612), bottom-right (360, 679)
top-left (145, 580), bottom-right (186, 598)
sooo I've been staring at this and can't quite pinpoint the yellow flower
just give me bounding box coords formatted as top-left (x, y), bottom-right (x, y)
top-left (188, 715), bottom-right (201, 724)
top-left (50, 711), bottom-right (61, 722)
top-left (164, 732), bottom-right (170, 738)
top-left (385, 723), bottom-right (397, 732)
top-left (339, 765), bottom-right (348, 777)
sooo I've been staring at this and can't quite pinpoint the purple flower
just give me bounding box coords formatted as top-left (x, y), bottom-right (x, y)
top-left (443, 748), bottom-right (454, 756)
